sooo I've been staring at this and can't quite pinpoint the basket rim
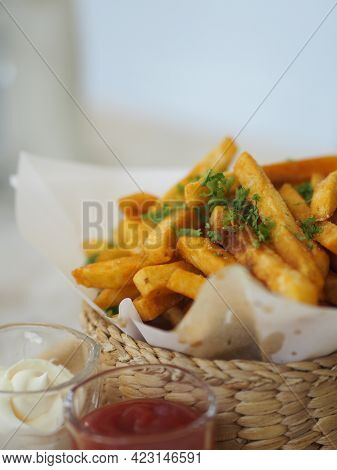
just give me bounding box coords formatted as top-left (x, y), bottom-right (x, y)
top-left (81, 302), bottom-right (337, 369)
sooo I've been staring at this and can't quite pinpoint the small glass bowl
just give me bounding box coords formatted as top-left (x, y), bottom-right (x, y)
top-left (0, 322), bottom-right (100, 450)
top-left (64, 364), bottom-right (216, 450)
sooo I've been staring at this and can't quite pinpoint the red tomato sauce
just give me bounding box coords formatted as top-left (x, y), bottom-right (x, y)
top-left (72, 399), bottom-right (211, 449)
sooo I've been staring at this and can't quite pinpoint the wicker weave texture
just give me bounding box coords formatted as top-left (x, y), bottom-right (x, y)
top-left (82, 304), bottom-right (337, 450)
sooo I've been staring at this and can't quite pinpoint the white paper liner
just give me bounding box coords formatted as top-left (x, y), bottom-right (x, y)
top-left (14, 153), bottom-right (337, 363)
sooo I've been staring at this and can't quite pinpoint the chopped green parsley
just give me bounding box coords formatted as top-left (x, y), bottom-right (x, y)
top-left (224, 187), bottom-right (275, 245)
top-left (202, 180), bottom-right (275, 246)
top-left (295, 182), bottom-right (313, 204)
top-left (85, 253), bottom-right (98, 265)
top-left (142, 202), bottom-right (186, 224)
top-left (207, 230), bottom-right (222, 243)
top-left (300, 217), bottom-right (322, 240)
top-left (176, 228), bottom-right (202, 237)
top-left (200, 170), bottom-right (234, 211)
top-left (106, 305), bottom-right (119, 317)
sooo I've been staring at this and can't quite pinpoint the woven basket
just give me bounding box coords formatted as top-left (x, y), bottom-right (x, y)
top-left (82, 303), bottom-right (337, 450)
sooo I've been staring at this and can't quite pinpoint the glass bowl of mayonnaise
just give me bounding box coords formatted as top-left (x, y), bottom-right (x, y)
top-left (0, 323), bottom-right (100, 450)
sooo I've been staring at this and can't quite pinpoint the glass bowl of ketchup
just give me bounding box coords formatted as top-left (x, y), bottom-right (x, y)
top-left (64, 364), bottom-right (216, 450)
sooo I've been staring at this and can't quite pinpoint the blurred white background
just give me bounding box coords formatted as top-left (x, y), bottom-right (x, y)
top-left (1, 0), bottom-right (337, 325)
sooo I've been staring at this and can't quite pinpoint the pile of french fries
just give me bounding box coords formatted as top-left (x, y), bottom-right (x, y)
top-left (73, 137), bottom-right (337, 329)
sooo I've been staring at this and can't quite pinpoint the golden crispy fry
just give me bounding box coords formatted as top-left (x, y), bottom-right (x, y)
top-left (312, 247), bottom-right (330, 278)
top-left (280, 183), bottom-right (337, 256)
top-left (177, 236), bottom-right (235, 276)
top-left (162, 137), bottom-right (237, 201)
top-left (96, 247), bottom-right (139, 262)
top-left (209, 206), bottom-right (226, 231)
top-left (143, 208), bottom-right (199, 264)
top-left (118, 192), bottom-right (158, 218)
top-left (235, 153), bottom-right (304, 233)
top-left (324, 272), bottom-right (337, 306)
top-left (234, 152), bottom-right (324, 289)
top-left (133, 261), bottom-right (195, 297)
top-left (95, 284), bottom-right (139, 310)
top-left (263, 156), bottom-right (337, 185)
top-left (72, 255), bottom-right (147, 289)
top-left (311, 171), bottom-right (337, 221)
top-left (278, 184), bottom-right (329, 276)
top-left (184, 181), bottom-right (209, 207)
top-left (279, 184), bottom-right (311, 220)
top-left (133, 292), bottom-right (183, 321)
top-left (231, 231), bottom-right (318, 304)
top-left (167, 268), bottom-right (206, 299)
top-left (115, 218), bottom-right (152, 249)
top-left (311, 173), bottom-right (324, 189)
top-left (315, 223), bottom-right (337, 256)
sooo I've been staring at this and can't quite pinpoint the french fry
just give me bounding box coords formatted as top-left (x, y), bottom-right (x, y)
top-left (311, 171), bottom-right (337, 221)
top-left (96, 247), bottom-right (139, 262)
top-left (314, 222), bottom-right (337, 256)
top-left (311, 173), bottom-right (324, 189)
top-left (209, 206), bottom-right (226, 231)
top-left (235, 153), bottom-right (304, 232)
top-left (324, 272), bottom-right (337, 306)
top-left (162, 137), bottom-right (237, 201)
top-left (311, 246), bottom-right (330, 278)
top-left (118, 192), bottom-right (158, 218)
top-left (280, 183), bottom-right (337, 256)
top-left (177, 236), bottom-right (235, 276)
top-left (231, 231), bottom-right (318, 304)
top-left (115, 218), bottom-right (152, 249)
top-left (167, 268), bottom-right (206, 299)
top-left (263, 156), bottom-right (337, 185)
top-left (234, 152), bottom-right (324, 289)
top-left (278, 184), bottom-right (329, 276)
top-left (133, 261), bottom-right (196, 297)
top-left (143, 208), bottom-right (199, 264)
top-left (133, 292), bottom-right (183, 321)
top-left (184, 181), bottom-right (209, 207)
top-left (95, 284), bottom-right (139, 310)
top-left (279, 184), bottom-right (311, 220)
top-left (72, 255), bottom-right (148, 289)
